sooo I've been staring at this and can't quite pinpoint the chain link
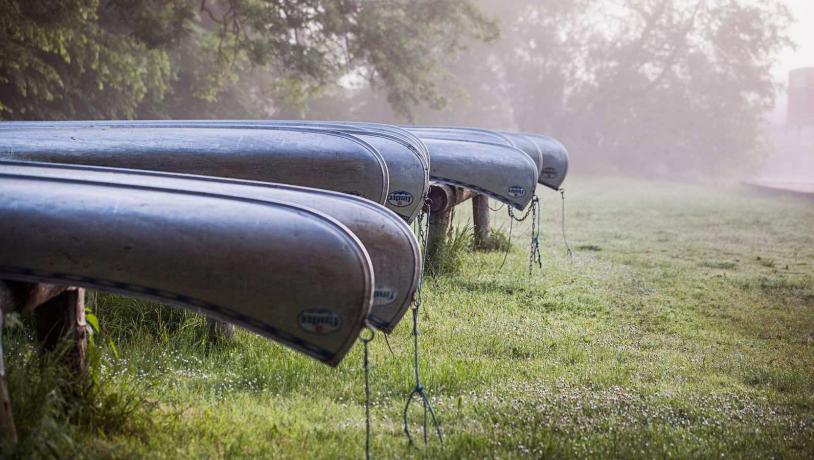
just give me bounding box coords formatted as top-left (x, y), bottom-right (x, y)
top-left (504, 196), bottom-right (542, 278)
top-left (527, 196), bottom-right (543, 279)
top-left (507, 198), bottom-right (537, 222)
top-left (488, 201), bottom-right (505, 212)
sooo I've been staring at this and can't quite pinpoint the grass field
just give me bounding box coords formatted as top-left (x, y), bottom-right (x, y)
top-left (3, 177), bottom-right (813, 459)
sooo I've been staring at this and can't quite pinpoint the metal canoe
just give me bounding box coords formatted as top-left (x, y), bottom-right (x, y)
top-left (0, 120), bottom-right (429, 222)
top-left (0, 119), bottom-right (432, 177)
top-left (420, 137), bottom-right (539, 210)
top-left (0, 160), bottom-right (420, 333)
top-left (407, 126), bottom-right (544, 178)
top-left (517, 133), bottom-right (569, 190)
top-left (499, 132), bottom-right (545, 177)
top-left (0, 169), bottom-right (375, 366)
top-left (0, 125), bottom-right (389, 204)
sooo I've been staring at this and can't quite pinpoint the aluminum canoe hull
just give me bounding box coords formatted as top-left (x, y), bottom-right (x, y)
top-left (420, 138), bottom-right (539, 209)
top-left (518, 133), bottom-right (569, 190)
top-left (499, 132), bottom-right (545, 177)
top-left (0, 171), bottom-right (374, 366)
top-left (0, 160), bottom-right (420, 333)
top-left (0, 125), bottom-right (389, 204)
top-left (0, 120), bottom-right (429, 222)
top-left (407, 127), bottom-right (544, 180)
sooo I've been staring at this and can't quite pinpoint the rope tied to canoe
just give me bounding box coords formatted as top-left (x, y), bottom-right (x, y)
top-left (360, 326), bottom-right (375, 460)
top-left (559, 189), bottom-right (573, 260)
top-left (402, 201), bottom-right (444, 448)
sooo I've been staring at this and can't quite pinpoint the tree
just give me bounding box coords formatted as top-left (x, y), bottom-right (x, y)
top-left (0, 0), bottom-right (496, 120)
top-left (348, 0), bottom-right (791, 177)
top-left (0, 0), bottom-right (177, 119)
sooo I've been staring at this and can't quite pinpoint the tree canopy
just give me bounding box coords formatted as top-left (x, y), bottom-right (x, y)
top-left (343, 0), bottom-right (793, 177)
top-left (0, 0), bottom-right (496, 120)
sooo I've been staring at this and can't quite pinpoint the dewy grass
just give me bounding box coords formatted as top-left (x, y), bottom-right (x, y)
top-left (426, 223), bottom-right (474, 277)
top-left (2, 177), bottom-right (813, 458)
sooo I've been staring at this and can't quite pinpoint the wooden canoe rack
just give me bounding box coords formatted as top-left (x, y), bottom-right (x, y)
top-left (0, 281), bottom-right (87, 443)
top-left (426, 184), bottom-right (493, 260)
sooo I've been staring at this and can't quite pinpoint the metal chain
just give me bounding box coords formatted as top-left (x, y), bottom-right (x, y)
top-left (488, 201), bottom-right (505, 212)
top-left (507, 198), bottom-right (537, 222)
top-left (361, 327), bottom-right (375, 460)
top-left (403, 202), bottom-right (444, 448)
top-left (505, 196), bottom-right (541, 278)
top-left (559, 189), bottom-right (573, 260)
top-left (528, 197), bottom-right (543, 279)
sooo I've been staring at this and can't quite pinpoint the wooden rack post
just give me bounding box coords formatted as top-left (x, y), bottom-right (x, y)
top-left (0, 281), bottom-right (87, 444)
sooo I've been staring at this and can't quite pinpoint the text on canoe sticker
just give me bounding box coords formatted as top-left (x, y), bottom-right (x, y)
top-left (508, 185), bottom-right (526, 198)
top-left (298, 309), bottom-right (342, 335)
top-left (387, 191), bottom-right (414, 207)
top-left (373, 287), bottom-right (398, 306)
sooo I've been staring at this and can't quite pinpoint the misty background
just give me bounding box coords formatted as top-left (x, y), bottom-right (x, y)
top-left (1, 0), bottom-right (811, 180)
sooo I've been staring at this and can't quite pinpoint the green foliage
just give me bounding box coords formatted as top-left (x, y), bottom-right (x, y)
top-left (474, 225), bottom-right (512, 252)
top-left (0, 0), bottom-right (175, 120)
top-left (428, 224), bottom-right (473, 276)
top-left (1, 314), bottom-right (153, 459)
top-left (0, 0), bottom-right (495, 120)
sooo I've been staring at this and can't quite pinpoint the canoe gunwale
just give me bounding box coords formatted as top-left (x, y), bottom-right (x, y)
top-left (408, 126), bottom-right (516, 146)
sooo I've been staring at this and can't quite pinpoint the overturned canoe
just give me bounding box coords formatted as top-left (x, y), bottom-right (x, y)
top-left (408, 126), bottom-right (512, 145)
top-left (420, 137), bottom-right (539, 209)
top-left (0, 160), bottom-right (420, 333)
top-left (514, 133), bottom-right (569, 190)
top-left (498, 132), bottom-right (545, 177)
top-left (272, 123), bottom-right (428, 221)
top-left (0, 169), bottom-right (374, 366)
top-left (0, 120), bottom-right (429, 222)
top-left (0, 125), bottom-right (389, 204)
top-left (407, 126), bottom-right (544, 179)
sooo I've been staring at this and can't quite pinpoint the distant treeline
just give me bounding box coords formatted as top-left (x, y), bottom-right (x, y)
top-left (0, 0), bottom-right (793, 177)
top-left (348, 0), bottom-right (793, 178)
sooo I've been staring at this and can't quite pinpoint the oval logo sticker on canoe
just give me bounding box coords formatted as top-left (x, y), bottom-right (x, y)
top-left (542, 167), bottom-right (558, 179)
top-left (387, 191), bottom-right (414, 208)
top-left (373, 288), bottom-right (398, 306)
top-left (298, 309), bottom-right (342, 335)
top-left (508, 185), bottom-right (526, 198)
